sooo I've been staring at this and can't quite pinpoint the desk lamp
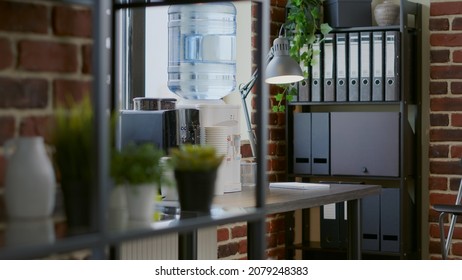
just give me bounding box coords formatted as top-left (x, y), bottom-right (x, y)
top-left (239, 27), bottom-right (304, 157)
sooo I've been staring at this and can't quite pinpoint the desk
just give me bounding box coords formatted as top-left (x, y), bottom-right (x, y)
top-left (214, 183), bottom-right (381, 259)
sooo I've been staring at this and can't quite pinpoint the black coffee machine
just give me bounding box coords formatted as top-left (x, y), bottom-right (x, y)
top-left (118, 98), bottom-right (200, 153)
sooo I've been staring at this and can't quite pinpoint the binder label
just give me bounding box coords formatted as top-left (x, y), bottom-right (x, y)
top-left (312, 40), bottom-right (321, 79)
top-left (324, 38), bottom-right (334, 79)
top-left (360, 34), bottom-right (370, 77)
top-left (323, 203), bottom-right (336, 219)
top-left (373, 33), bottom-right (383, 77)
top-left (386, 34), bottom-right (396, 78)
top-left (349, 35), bottom-right (359, 78)
top-left (337, 36), bottom-right (346, 79)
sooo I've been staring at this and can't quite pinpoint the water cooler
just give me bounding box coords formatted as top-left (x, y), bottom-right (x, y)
top-left (168, 2), bottom-right (242, 194)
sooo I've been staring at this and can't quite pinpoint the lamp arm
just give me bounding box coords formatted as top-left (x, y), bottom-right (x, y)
top-left (239, 75), bottom-right (258, 158)
top-left (239, 50), bottom-right (274, 158)
top-left (240, 69), bottom-right (259, 100)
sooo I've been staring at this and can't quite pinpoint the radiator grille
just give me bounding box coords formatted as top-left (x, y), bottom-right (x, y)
top-left (119, 227), bottom-right (217, 260)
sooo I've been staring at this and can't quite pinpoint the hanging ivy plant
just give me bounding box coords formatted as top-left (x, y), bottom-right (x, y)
top-left (273, 84), bottom-right (296, 113)
top-left (285, 0), bottom-right (332, 72)
top-left (272, 0), bottom-right (332, 113)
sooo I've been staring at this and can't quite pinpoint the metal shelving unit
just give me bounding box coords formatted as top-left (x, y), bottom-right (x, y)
top-left (285, 0), bottom-right (422, 259)
top-left (0, 0), bottom-right (269, 260)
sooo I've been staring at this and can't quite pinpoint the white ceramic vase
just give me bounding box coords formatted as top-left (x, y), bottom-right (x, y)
top-left (125, 184), bottom-right (156, 221)
top-left (6, 217), bottom-right (55, 246)
top-left (374, 0), bottom-right (400, 26)
top-left (4, 137), bottom-right (56, 218)
top-left (108, 186), bottom-right (128, 230)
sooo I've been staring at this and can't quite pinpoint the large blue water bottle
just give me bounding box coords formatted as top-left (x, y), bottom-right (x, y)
top-left (168, 2), bottom-right (236, 100)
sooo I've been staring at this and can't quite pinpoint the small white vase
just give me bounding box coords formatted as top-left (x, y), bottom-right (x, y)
top-left (125, 184), bottom-right (156, 222)
top-left (108, 186), bottom-right (129, 230)
top-left (6, 217), bottom-right (55, 246)
top-left (4, 137), bottom-right (56, 218)
top-left (374, 0), bottom-right (400, 26)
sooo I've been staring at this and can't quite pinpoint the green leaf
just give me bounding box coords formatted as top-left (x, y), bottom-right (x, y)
top-left (111, 143), bottom-right (165, 185)
top-left (272, 106), bottom-right (279, 113)
top-left (275, 93), bottom-right (284, 102)
top-left (310, 56), bottom-right (319, 67)
top-left (278, 105), bottom-right (286, 112)
top-left (306, 34), bottom-right (316, 45)
top-left (289, 87), bottom-right (298, 95)
top-left (320, 23), bottom-right (333, 35)
top-left (169, 144), bottom-right (224, 172)
top-left (292, 0), bottom-right (302, 6)
top-left (286, 94), bottom-right (295, 103)
top-left (295, 13), bottom-right (305, 23)
top-left (310, 6), bottom-right (320, 18)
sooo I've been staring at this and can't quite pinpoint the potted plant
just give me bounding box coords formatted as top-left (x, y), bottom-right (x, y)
top-left (110, 142), bottom-right (165, 222)
top-left (272, 0), bottom-right (332, 112)
top-left (169, 144), bottom-right (224, 215)
top-left (52, 96), bottom-right (94, 235)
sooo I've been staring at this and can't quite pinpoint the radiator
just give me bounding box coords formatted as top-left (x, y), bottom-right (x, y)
top-left (119, 226), bottom-right (217, 260)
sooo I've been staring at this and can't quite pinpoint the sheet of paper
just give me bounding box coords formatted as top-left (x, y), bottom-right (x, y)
top-left (269, 182), bottom-right (330, 190)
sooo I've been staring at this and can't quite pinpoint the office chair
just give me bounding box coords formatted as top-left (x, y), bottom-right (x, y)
top-left (432, 178), bottom-right (462, 259)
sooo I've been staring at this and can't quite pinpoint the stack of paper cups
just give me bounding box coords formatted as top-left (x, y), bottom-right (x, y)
top-left (204, 126), bottom-right (229, 156)
top-left (204, 126), bottom-right (230, 195)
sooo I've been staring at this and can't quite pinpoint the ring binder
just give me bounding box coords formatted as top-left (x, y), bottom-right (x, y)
top-left (323, 34), bottom-right (336, 102)
top-left (298, 45), bottom-right (310, 102)
top-left (311, 35), bottom-right (322, 102)
top-left (385, 31), bottom-right (400, 101)
top-left (372, 31), bottom-right (384, 101)
top-left (360, 32), bottom-right (371, 101)
top-left (348, 32), bottom-right (360, 102)
top-left (336, 33), bottom-right (347, 102)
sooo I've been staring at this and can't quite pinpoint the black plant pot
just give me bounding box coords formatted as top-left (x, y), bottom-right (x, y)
top-left (61, 181), bottom-right (93, 235)
top-left (174, 169), bottom-right (218, 215)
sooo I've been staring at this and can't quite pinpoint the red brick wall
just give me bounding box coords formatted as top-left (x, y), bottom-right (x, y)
top-left (0, 0), bottom-right (92, 244)
top-left (0, 1), bottom-right (92, 149)
top-left (218, 0), bottom-right (291, 260)
top-left (267, 0), bottom-right (289, 183)
top-left (429, 1), bottom-right (462, 260)
top-left (217, 214), bottom-right (288, 260)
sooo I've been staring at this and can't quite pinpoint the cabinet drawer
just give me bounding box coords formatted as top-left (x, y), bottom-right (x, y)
top-left (330, 112), bottom-right (400, 177)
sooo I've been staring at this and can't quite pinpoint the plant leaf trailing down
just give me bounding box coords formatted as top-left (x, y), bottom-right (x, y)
top-left (272, 0), bottom-right (332, 113)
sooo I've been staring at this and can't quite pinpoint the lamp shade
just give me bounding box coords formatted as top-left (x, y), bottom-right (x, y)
top-left (265, 36), bottom-right (304, 84)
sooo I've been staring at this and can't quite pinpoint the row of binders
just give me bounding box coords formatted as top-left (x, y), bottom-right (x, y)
top-left (297, 31), bottom-right (401, 102)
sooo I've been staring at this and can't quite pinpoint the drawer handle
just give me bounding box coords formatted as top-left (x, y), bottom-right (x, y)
top-left (363, 233), bottom-right (378, 240)
top-left (383, 235), bottom-right (398, 241)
